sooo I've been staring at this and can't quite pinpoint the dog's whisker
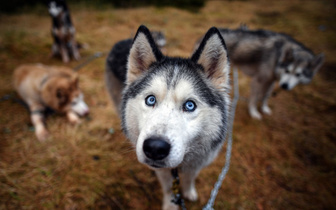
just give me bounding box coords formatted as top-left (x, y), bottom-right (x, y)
top-left (119, 148), bottom-right (136, 155)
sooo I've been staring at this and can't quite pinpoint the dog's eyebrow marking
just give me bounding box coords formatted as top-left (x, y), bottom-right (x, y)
top-left (165, 65), bottom-right (180, 89)
top-left (171, 65), bottom-right (180, 84)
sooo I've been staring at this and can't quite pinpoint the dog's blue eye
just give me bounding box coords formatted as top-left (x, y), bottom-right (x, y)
top-left (183, 100), bottom-right (196, 112)
top-left (145, 95), bottom-right (156, 106)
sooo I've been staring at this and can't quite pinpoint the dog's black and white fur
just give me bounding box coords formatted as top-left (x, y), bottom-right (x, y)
top-left (106, 25), bottom-right (230, 209)
top-left (48, 0), bottom-right (80, 63)
top-left (105, 31), bottom-right (166, 114)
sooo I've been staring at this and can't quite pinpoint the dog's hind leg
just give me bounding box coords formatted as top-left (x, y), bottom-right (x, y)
top-left (181, 169), bottom-right (200, 201)
top-left (155, 169), bottom-right (179, 210)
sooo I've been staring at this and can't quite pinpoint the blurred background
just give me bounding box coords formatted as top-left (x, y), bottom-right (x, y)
top-left (0, 0), bottom-right (335, 209)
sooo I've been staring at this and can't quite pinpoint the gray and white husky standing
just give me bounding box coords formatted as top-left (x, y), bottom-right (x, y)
top-left (195, 27), bottom-right (324, 119)
top-left (105, 25), bottom-right (230, 209)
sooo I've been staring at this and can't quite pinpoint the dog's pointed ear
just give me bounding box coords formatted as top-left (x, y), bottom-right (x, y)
top-left (279, 47), bottom-right (294, 64)
top-left (127, 25), bottom-right (164, 84)
top-left (311, 53), bottom-right (324, 74)
top-left (191, 27), bottom-right (230, 90)
top-left (71, 74), bottom-right (79, 87)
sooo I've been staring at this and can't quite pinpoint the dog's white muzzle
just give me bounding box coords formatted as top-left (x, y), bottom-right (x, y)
top-left (71, 93), bottom-right (89, 116)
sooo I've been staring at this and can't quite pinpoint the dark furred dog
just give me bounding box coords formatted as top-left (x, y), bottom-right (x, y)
top-left (48, 0), bottom-right (80, 63)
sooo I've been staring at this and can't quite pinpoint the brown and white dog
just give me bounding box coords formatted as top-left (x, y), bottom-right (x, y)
top-left (13, 64), bottom-right (89, 141)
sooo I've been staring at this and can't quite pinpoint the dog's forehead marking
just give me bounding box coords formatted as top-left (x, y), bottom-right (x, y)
top-left (173, 79), bottom-right (194, 101)
top-left (171, 65), bottom-right (180, 84)
top-left (148, 65), bottom-right (196, 104)
top-left (287, 64), bottom-right (303, 75)
top-left (288, 64), bottom-right (295, 72)
top-left (295, 66), bottom-right (303, 74)
top-left (162, 64), bottom-right (183, 89)
top-left (149, 75), bottom-right (167, 100)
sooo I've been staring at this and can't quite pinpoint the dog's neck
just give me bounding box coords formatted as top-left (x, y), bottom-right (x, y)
top-left (40, 75), bottom-right (51, 90)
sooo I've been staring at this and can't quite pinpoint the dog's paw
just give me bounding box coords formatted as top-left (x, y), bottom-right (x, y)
top-left (70, 117), bottom-right (81, 125)
top-left (67, 112), bottom-right (81, 124)
top-left (62, 56), bottom-right (70, 63)
top-left (262, 105), bottom-right (272, 115)
top-left (261, 105), bottom-right (272, 115)
top-left (36, 129), bottom-right (50, 142)
top-left (163, 202), bottom-right (179, 210)
top-left (162, 194), bottom-right (179, 210)
top-left (74, 53), bottom-right (81, 61)
top-left (183, 187), bottom-right (198, 201)
top-left (250, 109), bottom-right (262, 120)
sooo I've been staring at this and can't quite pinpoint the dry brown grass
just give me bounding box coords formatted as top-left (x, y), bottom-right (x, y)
top-left (1, 0), bottom-right (336, 209)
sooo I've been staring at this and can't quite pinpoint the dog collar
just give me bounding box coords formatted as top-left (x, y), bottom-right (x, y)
top-left (39, 75), bottom-right (51, 89)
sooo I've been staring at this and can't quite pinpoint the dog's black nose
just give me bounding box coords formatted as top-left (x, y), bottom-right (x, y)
top-left (281, 83), bottom-right (289, 90)
top-left (143, 138), bottom-right (170, 160)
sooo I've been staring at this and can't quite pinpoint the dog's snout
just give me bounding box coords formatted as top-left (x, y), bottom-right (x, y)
top-left (83, 108), bottom-right (90, 116)
top-left (143, 138), bottom-right (170, 161)
top-left (83, 109), bottom-right (89, 116)
top-left (281, 83), bottom-right (289, 90)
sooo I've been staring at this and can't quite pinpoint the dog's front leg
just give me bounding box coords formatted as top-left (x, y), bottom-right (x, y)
top-left (31, 112), bottom-right (49, 141)
top-left (261, 81), bottom-right (275, 115)
top-left (249, 77), bottom-right (263, 120)
top-left (181, 169), bottom-right (199, 201)
top-left (50, 43), bottom-right (59, 58)
top-left (28, 102), bottom-right (49, 141)
top-left (67, 111), bottom-right (81, 124)
top-left (60, 43), bottom-right (70, 63)
top-left (68, 27), bottom-right (80, 60)
top-left (155, 169), bottom-right (179, 210)
top-left (70, 39), bottom-right (80, 61)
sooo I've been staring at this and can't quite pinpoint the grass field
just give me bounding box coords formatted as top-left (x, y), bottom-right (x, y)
top-left (1, 0), bottom-right (336, 209)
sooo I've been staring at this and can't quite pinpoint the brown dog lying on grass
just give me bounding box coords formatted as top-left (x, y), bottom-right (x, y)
top-left (13, 64), bottom-right (89, 141)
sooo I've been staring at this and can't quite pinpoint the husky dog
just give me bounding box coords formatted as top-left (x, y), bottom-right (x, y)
top-left (195, 27), bottom-right (324, 119)
top-left (106, 25), bottom-right (230, 209)
top-left (105, 30), bottom-right (166, 114)
top-left (48, 0), bottom-right (80, 63)
top-left (13, 64), bottom-right (89, 141)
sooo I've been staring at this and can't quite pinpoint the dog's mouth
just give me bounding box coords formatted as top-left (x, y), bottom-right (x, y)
top-left (71, 96), bottom-right (89, 116)
top-left (150, 164), bottom-right (163, 168)
top-left (145, 159), bottom-right (167, 169)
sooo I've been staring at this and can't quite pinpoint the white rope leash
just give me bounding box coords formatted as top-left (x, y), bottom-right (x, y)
top-left (203, 68), bottom-right (239, 210)
top-left (73, 51), bottom-right (107, 71)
